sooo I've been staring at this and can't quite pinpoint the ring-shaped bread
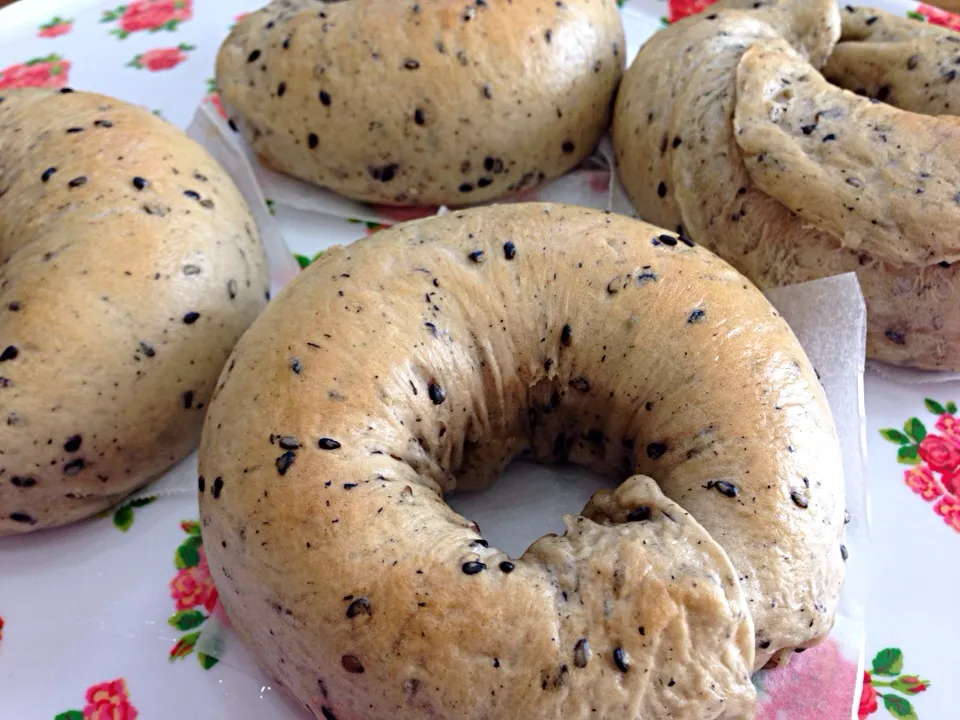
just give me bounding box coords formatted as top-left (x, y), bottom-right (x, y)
top-left (215, 0), bottom-right (625, 206)
top-left (198, 203), bottom-right (846, 719)
top-left (0, 89), bottom-right (268, 534)
top-left (612, 0), bottom-right (960, 369)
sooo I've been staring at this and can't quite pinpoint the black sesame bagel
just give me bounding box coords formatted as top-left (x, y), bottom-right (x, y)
top-left (0, 89), bottom-right (268, 535)
top-left (214, 0), bottom-right (625, 206)
top-left (613, 0), bottom-right (960, 369)
top-left (198, 203), bottom-right (845, 718)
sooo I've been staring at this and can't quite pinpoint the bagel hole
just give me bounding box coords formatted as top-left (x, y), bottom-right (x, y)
top-left (446, 461), bottom-right (616, 559)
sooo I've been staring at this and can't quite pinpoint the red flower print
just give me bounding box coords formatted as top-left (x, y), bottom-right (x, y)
top-left (754, 639), bottom-right (858, 720)
top-left (935, 412), bottom-right (960, 449)
top-left (918, 433), bottom-right (960, 473)
top-left (858, 671), bottom-right (879, 718)
top-left (940, 468), bottom-right (960, 496)
top-left (101, 0), bottom-right (192, 39)
top-left (0, 55), bottom-right (71, 89)
top-left (369, 205), bottom-right (438, 224)
top-left (904, 465), bottom-right (943, 502)
top-left (913, 5), bottom-right (960, 32)
top-left (38, 17), bottom-right (73, 38)
top-left (897, 676), bottom-right (929, 694)
top-left (127, 44), bottom-right (194, 72)
top-left (0, 616), bottom-right (4, 642)
top-left (169, 548), bottom-right (218, 611)
top-left (82, 678), bottom-right (137, 720)
top-left (668, 0), bottom-right (718, 23)
top-left (934, 494), bottom-right (960, 532)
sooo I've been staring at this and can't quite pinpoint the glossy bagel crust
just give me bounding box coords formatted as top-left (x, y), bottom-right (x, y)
top-left (215, 0), bottom-right (625, 206)
top-left (613, 0), bottom-right (960, 369)
top-left (198, 203), bottom-right (845, 719)
top-left (0, 89), bottom-right (269, 535)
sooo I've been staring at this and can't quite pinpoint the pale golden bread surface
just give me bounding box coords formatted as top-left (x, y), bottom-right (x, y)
top-left (613, 0), bottom-right (960, 369)
top-left (0, 89), bottom-right (268, 534)
top-left (198, 203), bottom-right (845, 719)
top-left (824, 5), bottom-right (960, 116)
top-left (215, 0), bottom-right (624, 206)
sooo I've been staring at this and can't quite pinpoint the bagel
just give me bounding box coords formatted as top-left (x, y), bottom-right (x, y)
top-left (612, 0), bottom-right (960, 369)
top-left (0, 88), bottom-right (268, 535)
top-left (198, 203), bottom-right (846, 718)
top-left (823, 5), bottom-right (960, 116)
top-left (214, 0), bottom-right (624, 206)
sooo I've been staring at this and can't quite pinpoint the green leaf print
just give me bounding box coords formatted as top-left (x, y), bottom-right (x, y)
top-left (170, 630), bottom-right (200, 661)
top-left (112, 496), bottom-right (156, 531)
top-left (897, 446), bottom-right (921, 465)
top-left (198, 652), bottom-right (220, 670)
top-left (880, 428), bottom-right (912, 445)
top-left (174, 535), bottom-right (202, 568)
top-left (948, 401), bottom-right (958, 415)
top-left (54, 712), bottom-right (84, 720)
top-left (872, 648), bottom-right (905, 676)
top-left (294, 250), bottom-right (325, 268)
top-left (907, 10), bottom-right (925, 22)
top-left (882, 693), bottom-right (918, 720)
top-left (168, 609), bottom-right (207, 631)
top-left (903, 418), bottom-right (927, 443)
top-left (925, 398), bottom-right (946, 415)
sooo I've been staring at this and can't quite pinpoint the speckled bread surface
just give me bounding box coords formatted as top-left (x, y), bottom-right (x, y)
top-left (198, 203), bottom-right (846, 718)
top-left (613, 0), bottom-right (960, 369)
top-left (0, 88), bottom-right (269, 535)
top-left (823, 5), bottom-right (960, 116)
top-left (215, 0), bottom-right (625, 207)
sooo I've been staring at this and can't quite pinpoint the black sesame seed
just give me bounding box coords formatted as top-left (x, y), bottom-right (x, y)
top-left (198, 475), bottom-right (205, 492)
top-left (626, 506), bottom-right (651, 522)
top-left (568, 376), bottom-right (591, 393)
top-left (657, 181), bottom-right (667, 197)
top-left (499, 561), bottom-right (515, 573)
top-left (866, 15), bottom-right (878, 24)
top-left (7, 302), bottom-right (19, 312)
top-left (66, 127), bottom-right (84, 134)
top-left (60, 87), bottom-right (73, 93)
top-left (840, 544), bottom-right (849, 561)
top-left (278, 436), bottom-right (300, 450)
top-left (573, 638), bottom-right (590, 668)
top-left (708, 480), bottom-right (738, 498)
top-left (687, 308), bottom-right (706, 323)
top-left (290, 357), bottom-right (303, 374)
top-left (64, 458), bottom-right (86, 476)
top-left (414, 107), bottom-right (425, 124)
top-left (759, 639), bottom-right (771, 649)
top-left (41, 167), bottom-right (56, 183)
top-left (9, 512), bottom-right (35, 524)
top-left (801, 124), bottom-right (817, 135)
top-left (678, 234), bottom-right (695, 247)
top-left (183, 190), bottom-right (200, 200)
top-left (562, 140), bottom-right (575, 153)
top-left (227, 279), bottom-right (238, 299)
top-left (139, 341), bottom-right (155, 357)
top-left (318, 437), bottom-right (342, 450)
top-left (308, 133), bottom-right (319, 149)
top-left (68, 176), bottom-right (87, 188)
top-left (370, 163), bottom-right (398, 182)
top-left (658, 233), bottom-right (678, 246)
top-left (277, 82), bottom-right (286, 97)
top-left (10, 476), bottom-right (36, 488)
top-left (646, 441), bottom-right (667, 459)
top-left (791, 490), bottom-right (809, 509)
top-left (844, 510), bottom-right (851, 524)
top-left (64, 434), bottom-right (82, 453)
top-left (341, 655), bottom-right (364, 673)
top-left (247, 49), bottom-right (261, 63)
top-left (672, 136), bottom-right (682, 148)
top-left (0, 346), bottom-right (18, 362)
top-left (459, 182), bottom-right (474, 193)
top-left (132, 176), bottom-right (148, 190)
top-left (477, 177), bottom-right (492, 188)
top-left (885, 328), bottom-right (906, 345)
top-left (320, 90), bottom-right (331, 106)
top-left (94, 119), bottom-right (113, 128)
top-left (468, 250), bottom-right (484, 263)
top-left (276, 451), bottom-right (295, 476)
top-left (462, 561), bottom-right (486, 575)
top-left (211, 476), bottom-right (224, 499)
top-left (907, 54), bottom-right (920, 71)
top-left (404, 58), bottom-right (420, 70)
top-left (346, 597), bottom-right (371, 618)
top-left (503, 241), bottom-right (516, 260)
top-left (823, 133), bottom-right (837, 142)
top-left (183, 311), bottom-right (200, 324)
top-left (561, 324), bottom-right (572, 346)
top-left (428, 382), bottom-right (446, 405)
top-left (321, 708), bottom-right (337, 720)
top-left (613, 647), bottom-right (629, 672)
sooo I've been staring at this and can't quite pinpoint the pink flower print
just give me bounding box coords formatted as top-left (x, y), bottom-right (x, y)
top-left (904, 465), bottom-right (943, 502)
top-left (83, 678), bottom-right (138, 720)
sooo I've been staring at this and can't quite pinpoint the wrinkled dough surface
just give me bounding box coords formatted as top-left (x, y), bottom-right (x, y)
top-left (0, 89), bottom-right (268, 534)
top-left (198, 203), bottom-right (845, 720)
top-left (613, 0), bottom-right (960, 369)
top-left (216, 0), bottom-right (624, 206)
top-left (823, 5), bottom-right (960, 116)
